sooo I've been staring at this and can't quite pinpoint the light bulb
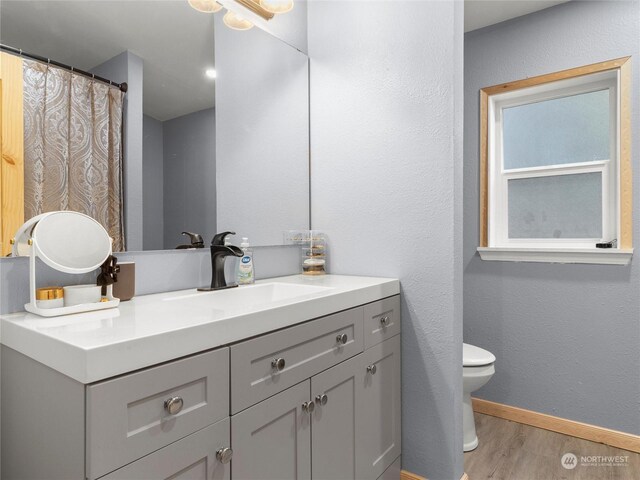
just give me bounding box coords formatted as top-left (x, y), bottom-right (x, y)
top-left (188, 0), bottom-right (223, 13)
top-left (259, 0), bottom-right (294, 14)
top-left (205, 68), bottom-right (217, 79)
top-left (223, 10), bottom-right (254, 30)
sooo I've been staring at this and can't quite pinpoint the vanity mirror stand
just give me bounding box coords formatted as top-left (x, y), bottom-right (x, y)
top-left (19, 211), bottom-right (120, 317)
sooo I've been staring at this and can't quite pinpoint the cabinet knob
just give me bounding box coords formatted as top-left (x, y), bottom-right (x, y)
top-left (315, 394), bottom-right (328, 406)
top-left (336, 333), bottom-right (348, 345)
top-left (367, 364), bottom-right (377, 375)
top-left (164, 396), bottom-right (184, 415)
top-left (216, 447), bottom-right (233, 464)
top-left (302, 401), bottom-right (315, 413)
top-left (271, 357), bottom-right (286, 372)
top-left (380, 315), bottom-right (390, 327)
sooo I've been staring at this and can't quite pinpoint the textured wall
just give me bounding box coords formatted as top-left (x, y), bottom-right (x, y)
top-left (163, 108), bottom-right (217, 249)
top-left (215, 17), bottom-right (309, 246)
top-left (464, 1), bottom-right (640, 435)
top-left (142, 115), bottom-right (164, 251)
top-left (91, 51), bottom-right (144, 251)
top-left (308, 2), bottom-right (464, 478)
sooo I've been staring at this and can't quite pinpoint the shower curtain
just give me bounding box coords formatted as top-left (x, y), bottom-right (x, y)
top-left (22, 59), bottom-right (125, 251)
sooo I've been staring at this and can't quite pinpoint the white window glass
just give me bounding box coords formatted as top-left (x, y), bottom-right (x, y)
top-left (508, 172), bottom-right (602, 239)
top-left (503, 89), bottom-right (610, 170)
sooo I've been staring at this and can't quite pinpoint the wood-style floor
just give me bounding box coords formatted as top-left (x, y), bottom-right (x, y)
top-left (464, 413), bottom-right (640, 480)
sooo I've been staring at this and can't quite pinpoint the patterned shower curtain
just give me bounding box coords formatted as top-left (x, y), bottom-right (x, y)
top-left (22, 59), bottom-right (125, 251)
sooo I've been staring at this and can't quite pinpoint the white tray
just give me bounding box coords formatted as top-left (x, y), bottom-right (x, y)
top-left (25, 298), bottom-right (120, 317)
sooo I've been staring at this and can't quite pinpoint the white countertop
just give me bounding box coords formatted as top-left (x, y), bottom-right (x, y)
top-left (1, 274), bottom-right (399, 383)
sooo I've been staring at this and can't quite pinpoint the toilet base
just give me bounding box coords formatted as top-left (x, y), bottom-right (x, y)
top-left (464, 435), bottom-right (478, 452)
top-left (462, 363), bottom-right (494, 453)
top-left (462, 392), bottom-right (479, 452)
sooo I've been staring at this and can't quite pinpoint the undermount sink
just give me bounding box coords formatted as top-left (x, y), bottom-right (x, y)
top-left (163, 282), bottom-right (334, 309)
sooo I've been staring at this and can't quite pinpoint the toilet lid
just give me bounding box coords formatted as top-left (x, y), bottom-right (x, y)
top-left (463, 343), bottom-right (495, 367)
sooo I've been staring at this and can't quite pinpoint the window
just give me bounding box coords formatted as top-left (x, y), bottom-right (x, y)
top-left (478, 58), bottom-right (633, 265)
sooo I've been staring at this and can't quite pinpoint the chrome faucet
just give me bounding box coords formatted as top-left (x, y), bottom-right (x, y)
top-left (197, 231), bottom-right (243, 291)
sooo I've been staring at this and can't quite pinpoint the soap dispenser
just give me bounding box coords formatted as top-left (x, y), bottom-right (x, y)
top-left (237, 237), bottom-right (255, 285)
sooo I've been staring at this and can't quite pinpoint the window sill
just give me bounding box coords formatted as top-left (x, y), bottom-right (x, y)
top-left (477, 247), bottom-right (634, 265)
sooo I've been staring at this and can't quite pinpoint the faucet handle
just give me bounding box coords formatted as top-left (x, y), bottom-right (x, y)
top-left (182, 231), bottom-right (204, 247)
top-left (212, 231), bottom-right (236, 246)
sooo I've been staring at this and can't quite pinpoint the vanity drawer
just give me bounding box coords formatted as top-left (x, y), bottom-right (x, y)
top-left (100, 418), bottom-right (230, 480)
top-left (363, 295), bottom-right (401, 349)
top-left (230, 307), bottom-right (364, 413)
top-left (86, 347), bottom-right (229, 479)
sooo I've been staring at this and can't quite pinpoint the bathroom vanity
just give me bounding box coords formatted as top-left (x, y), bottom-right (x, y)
top-left (1, 275), bottom-right (401, 480)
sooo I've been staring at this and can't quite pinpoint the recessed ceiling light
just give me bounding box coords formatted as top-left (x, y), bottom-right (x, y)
top-left (205, 68), bottom-right (217, 79)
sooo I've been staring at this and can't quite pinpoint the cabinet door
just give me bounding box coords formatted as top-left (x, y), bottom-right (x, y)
top-left (356, 335), bottom-right (402, 480)
top-left (100, 419), bottom-right (230, 480)
top-left (231, 380), bottom-right (311, 480)
top-left (311, 355), bottom-right (360, 480)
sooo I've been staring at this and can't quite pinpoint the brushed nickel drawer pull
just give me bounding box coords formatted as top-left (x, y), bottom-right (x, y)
top-left (271, 357), bottom-right (286, 371)
top-left (164, 396), bottom-right (184, 415)
top-left (315, 394), bottom-right (328, 405)
top-left (380, 315), bottom-right (390, 327)
top-left (302, 401), bottom-right (315, 413)
top-left (336, 333), bottom-right (348, 345)
top-left (367, 364), bottom-right (377, 375)
top-left (216, 447), bottom-right (233, 464)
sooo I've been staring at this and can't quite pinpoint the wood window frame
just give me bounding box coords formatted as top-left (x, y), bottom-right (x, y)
top-left (478, 57), bottom-right (633, 265)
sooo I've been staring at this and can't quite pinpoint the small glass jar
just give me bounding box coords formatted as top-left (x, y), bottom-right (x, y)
top-left (302, 231), bottom-right (327, 275)
top-left (36, 286), bottom-right (64, 309)
top-left (286, 230), bottom-right (328, 275)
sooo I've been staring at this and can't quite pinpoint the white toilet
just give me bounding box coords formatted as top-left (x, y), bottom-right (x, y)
top-left (463, 343), bottom-right (496, 452)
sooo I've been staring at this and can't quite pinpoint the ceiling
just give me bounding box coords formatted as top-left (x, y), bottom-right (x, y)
top-left (1, 0), bottom-right (572, 119)
top-left (1, 1), bottom-right (216, 121)
top-left (465, 0), bottom-right (570, 32)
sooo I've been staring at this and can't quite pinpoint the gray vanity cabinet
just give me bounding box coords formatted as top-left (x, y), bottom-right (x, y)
top-left (310, 334), bottom-right (401, 480)
top-left (230, 297), bottom-right (402, 480)
top-left (311, 354), bottom-right (360, 480)
top-left (356, 335), bottom-right (402, 480)
top-left (231, 381), bottom-right (312, 480)
top-left (1, 295), bottom-right (401, 480)
top-left (100, 419), bottom-right (230, 480)
top-left (86, 348), bottom-right (229, 479)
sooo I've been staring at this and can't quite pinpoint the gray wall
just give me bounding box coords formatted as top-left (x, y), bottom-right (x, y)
top-left (0, 246), bottom-right (300, 315)
top-left (308, 2), bottom-right (464, 479)
top-left (163, 108), bottom-right (217, 249)
top-left (214, 16), bottom-right (309, 246)
top-left (143, 115), bottom-right (164, 251)
top-left (464, 1), bottom-right (640, 435)
top-left (91, 51), bottom-right (144, 251)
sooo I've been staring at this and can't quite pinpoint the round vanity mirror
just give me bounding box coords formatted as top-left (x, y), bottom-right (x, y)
top-left (31, 211), bottom-right (112, 274)
top-left (11, 212), bottom-right (51, 257)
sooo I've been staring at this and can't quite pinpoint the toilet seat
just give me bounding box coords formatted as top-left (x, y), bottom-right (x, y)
top-left (463, 343), bottom-right (495, 367)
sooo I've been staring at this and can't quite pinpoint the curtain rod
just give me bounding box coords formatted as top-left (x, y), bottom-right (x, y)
top-left (0, 44), bottom-right (128, 93)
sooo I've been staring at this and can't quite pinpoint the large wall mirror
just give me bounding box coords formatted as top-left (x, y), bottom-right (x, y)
top-left (0, 0), bottom-right (309, 255)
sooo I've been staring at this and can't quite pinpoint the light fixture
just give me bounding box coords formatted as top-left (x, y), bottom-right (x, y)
top-left (259, 0), bottom-right (293, 14)
top-left (223, 10), bottom-right (254, 30)
top-left (189, 0), bottom-right (223, 13)
top-left (205, 68), bottom-right (217, 79)
top-left (235, 0), bottom-right (275, 20)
